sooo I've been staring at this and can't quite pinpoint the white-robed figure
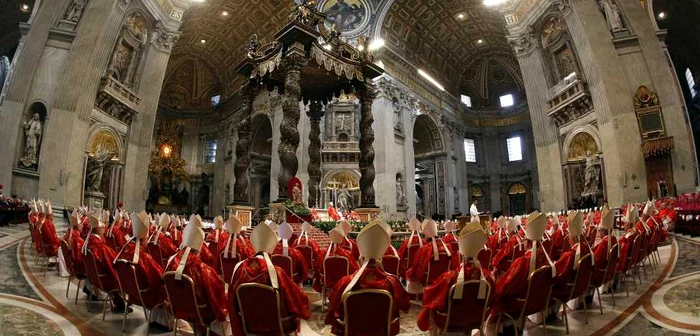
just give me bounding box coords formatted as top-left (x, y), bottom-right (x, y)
top-left (470, 199), bottom-right (480, 222)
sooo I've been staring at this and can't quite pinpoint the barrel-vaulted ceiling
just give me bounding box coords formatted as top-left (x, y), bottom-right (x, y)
top-left (160, 0), bottom-right (523, 110)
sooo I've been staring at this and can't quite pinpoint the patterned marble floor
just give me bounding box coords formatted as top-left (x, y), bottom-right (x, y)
top-left (1, 219), bottom-right (699, 336)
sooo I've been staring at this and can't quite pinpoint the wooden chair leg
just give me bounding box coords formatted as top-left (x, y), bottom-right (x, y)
top-left (596, 287), bottom-right (604, 315)
top-left (66, 275), bottom-right (72, 298)
top-left (75, 279), bottom-right (82, 305)
top-left (562, 301), bottom-right (569, 334)
top-left (582, 295), bottom-right (589, 324)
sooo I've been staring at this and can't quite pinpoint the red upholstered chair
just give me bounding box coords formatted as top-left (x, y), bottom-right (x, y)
top-left (636, 233), bottom-right (651, 278)
top-left (146, 243), bottom-right (166, 268)
top-left (271, 254), bottom-right (294, 279)
top-left (60, 239), bottom-right (87, 304)
top-left (426, 252), bottom-right (453, 287)
top-left (321, 256), bottom-right (350, 311)
top-left (337, 289), bottom-right (395, 336)
top-left (235, 283), bottom-right (299, 335)
top-left (589, 244), bottom-right (620, 312)
top-left (219, 251), bottom-right (241, 284)
top-left (296, 245), bottom-right (314, 280)
top-left (620, 235), bottom-right (643, 296)
top-left (542, 239), bottom-right (553, 256)
top-left (477, 248), bottom-right (492, 269)
top-left (430, 280), bottom-right (492, 335)
top-left (83, 249), bottom-right (119, 320)
top-left (551, 253), bottom-right (594, 334)
top-left (381, 255), bottom-right (400, 276)
top-left (405, 244), bottom-right (421, 272)
top-left (104, 235), bottom-right (118, 252)
top-left (495, 265), bottom-right (554, 336)
top-left (114, 259), bottom-right (163, 335)
top-left (205, 241), bottom-right (219, 262)
top-left (162, 271), bottom-right (218, 336)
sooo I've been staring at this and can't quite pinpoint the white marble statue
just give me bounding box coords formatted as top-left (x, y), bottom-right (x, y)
top-left (583, 150), bottom-right (601, 195)
top-left (85, 147), bottom-right (112, 193)
top-left (396, 176), bottom-right (407, 205)
top-left (20, 113), bottom-right (42, 167)
top-left (599, 0), bottom-right (624, 32)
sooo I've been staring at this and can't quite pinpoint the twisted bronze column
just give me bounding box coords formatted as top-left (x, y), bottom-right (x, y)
top-left (233, 84), bottom-right (255, 205)
top-left (277, 56), bottom-right (305, 200)
top-left (359, 84), bottom-right (377, 207)
top-left (307, 101), bottom-right (323, 207)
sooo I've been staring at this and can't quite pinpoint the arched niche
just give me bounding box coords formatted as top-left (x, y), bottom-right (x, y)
top-left (562, 127), bottom-right (602, 162)
top-left (86, 127), bottom-right (123, 162)
top-left (250, 114), bottom-right (273, 156)
top-left (17, 101), bottom-right (49, 169)
top-left (106, 11), bottom-right (149, 89)
top-left (538, 15), bottom-right (582, 85)
top-left (506, 181), bottom-right (528, 216)
top-left (322, 169), bottom-right (361, 212)
top-left (561, 129), bottom-right (606, 207)
top-left (413, 114), bottom-right (445, 158)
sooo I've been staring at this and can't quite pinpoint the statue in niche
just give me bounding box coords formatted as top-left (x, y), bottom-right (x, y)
top-left (598, 0), bottom-right (624, 32)
top-left (85, 146), bottom-right (113, 193)
top-left (396, 176), bottom-right (407, 206)
top-left (65, 0), bottom-right (88, 23)
top-left (108, 44), bottom-right (130, 83)
top-left (337, 185), bottom-right (352, 213)
top-left (335, 113), bottom-right (350, 135)
top-left (582, 151), bottom-right (601, 196)
top-left (393, 98), bottom-right (403, 132)
top-left (453, 187), bottom-right (460, 211)
top-left (20, 113), bottom-right (42, 168)
top-left (556, 48), bottom-right (577, 78)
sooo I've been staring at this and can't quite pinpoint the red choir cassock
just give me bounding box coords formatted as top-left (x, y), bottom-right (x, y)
top-left (38, 214), bottom-right (61, 257)
top-left (80, 216), bottom-right (91, 239)
top-left (228, 255), bottom-right (310, 336)
top-left (273, 242), bottom-right (309, 284)
top-left (418, 259), bottom-right (494, 331)
top-left (548, 228), bottom-right (565, 260)
top-left (491, 234), bottom-right (524, 273)
top-left (486, 228), bottom-right (509, 252)
top-left (328, 205), bottom-right (341, 221)
top-left (591, 234), bottom-right (617, 285)
top-left (106, 222), bottom-right (128, 250)
top-left (491, 247), bottom-right (549, 314)
top-left (165, 249), bottom-right (227, 323)
top-left (64, 228), bottom-right (86, 274)
top-left (616, 228), bottom-right (638, 272)
top-left (551, 240), bottom-right (590, 297)
top-left (312, 244), bottom-right (359, 293)
top-left (397, 233), bottom-right (426, 278)
top-left (82, 234), bottom-right (121, 293)
top-left (115, 240), bottom-right (166, 305)
top-left (406, 237), bottom-right (460, 290)
top-left (149, 231), bottom-right (179, 259)
top-left (292, 235), bottom-right (320, 254)
top-left (168, 227), bottom-right (183, 248)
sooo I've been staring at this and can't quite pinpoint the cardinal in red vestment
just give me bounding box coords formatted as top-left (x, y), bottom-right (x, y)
top-left (442, 221), bottom-right (458, 254)
top-left (337, 220), bottom-right (360, 259)
top-left (487, 216), bottom-right (509, 252)
top-left (546, 214), bottom-right (565, 260)
top-left (81, 212), bottom-right (129, 312)
top-left (291, 222), bottom-right (320, 255)
top-left (491, 211), bottom-right (555, 316)
top-left (552, 211), bottom-right (592, 299)
top-left (64, 209), bottom-right (86, 274)
top-left (328, 202), bottom-right (341, 221)
top-left (164, 215), bottom-right (227, 331)
top-left (397, 218), bottom-right (427, 278)
top-left (325, 221), bottom-right (410, 336)
top-left (617, 205), bottom-right (640, 273)
top-left (228, 223), bottom-right (310, 336)
top-left (37, 200), bottom-right (61, 258)
top-left (147, 213), bottom-right (179, 262)
top-left (206, 216), bottom-right (229, 255)
top-left (168, 216), bottom-right (184, 248)
top-left (591, 206), bottom-right (618, 285)
top-left (313, 226), bottom-right (359, 293)
top-left (106, 211), bottom-right (128, 250)
top-left (80, 207), bottom-right (91, 239)
top-left (274, 222), bottom-right (309, 284)
top-left (419, 221), bottom-right (494, 331)
top-left (406, 219), bottom-right (460, 294)
top-left (491, 216), bottom-right (525, 274)
top-left (219, 215), bottom-right (254, 277)
top-left (114, 211), bottom-right (166, 310)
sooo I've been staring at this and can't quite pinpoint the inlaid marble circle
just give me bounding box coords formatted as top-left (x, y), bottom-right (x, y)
top-left (0, 303), bottom-right (63, 336)
top-left (662, 279), bottom-right (700, 318)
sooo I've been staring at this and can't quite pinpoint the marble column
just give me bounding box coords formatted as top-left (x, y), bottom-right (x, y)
top-left (233, 84), bottom-right (255, 205)
top-left (359, 83), bottom-right (377, 207)
top-left (277, 56), bottom-right (305, 200)
top-left (306, 101), bottom-right (323, 207)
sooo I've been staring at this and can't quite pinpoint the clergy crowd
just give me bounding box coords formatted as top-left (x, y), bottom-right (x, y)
top-left (24, 195), bottom-right (678, 336)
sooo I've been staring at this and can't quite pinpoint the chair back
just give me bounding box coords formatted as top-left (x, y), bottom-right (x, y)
top-left (323, 256), bottom-right (350, 289)
top-left (147, 243), bottom-right (165, 268)
top-left (602, 244), bottom-right (620, 285)
top-left (60, 239), bottom-right (75, 276)
top-left (449, 241), bottom-right (459, 254)
top-left (236, 283), bottom-right (293, 335)
top-left (561, 236), bottom-right (571, 253)
top-left (406, 244), bottom-right (421, 268)
top-left (114, 259), bottom-right (149, 308)
top-left (625, 235), bottom-right (642, 272)
top-left (381, 255), bottom-right (400, 276)
top-left (426, 252), bottom-right (452, 286)
top-left (219, 251), bottom-right (241, 284)
top-left (83, 249), bottom-right (106, 292)
top-left (569, 254), bottom-right (593, 300)
top-left (104, 235), bottom-right (118, 251)
top-left (519, 265), bottom-right (553, 318)
top-left (441, 280), bottom-right (492, 332)
top-left (270, 254), bottom-right (294, 279)
top-left (39, 226), bottom-right (56, 256)
top-left (162, 271), bottom-right (211, 326)
top-left (342, 289), bottom-right (393, 336)
top-left (477, 248), bottom-right (492, 268)
top-left (296, 245), bottom-right (314, 279)
top-left (541, 239), bottom-right (553, 255)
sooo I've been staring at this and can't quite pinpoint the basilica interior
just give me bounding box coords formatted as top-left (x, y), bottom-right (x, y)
top-left (1, 0), bottom-right (700, 335)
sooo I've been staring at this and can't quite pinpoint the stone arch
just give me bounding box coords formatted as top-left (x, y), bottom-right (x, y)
top-left (412, 114), bottom-right (445, 157)
top-left (562, 126), bottom-right (602, 162)
top-left (86, 126), bottom-right (124, 162)
top-left (322, 170), bottom-right (361, 190)
top-left (507, 182), bottom-right (527, 195)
